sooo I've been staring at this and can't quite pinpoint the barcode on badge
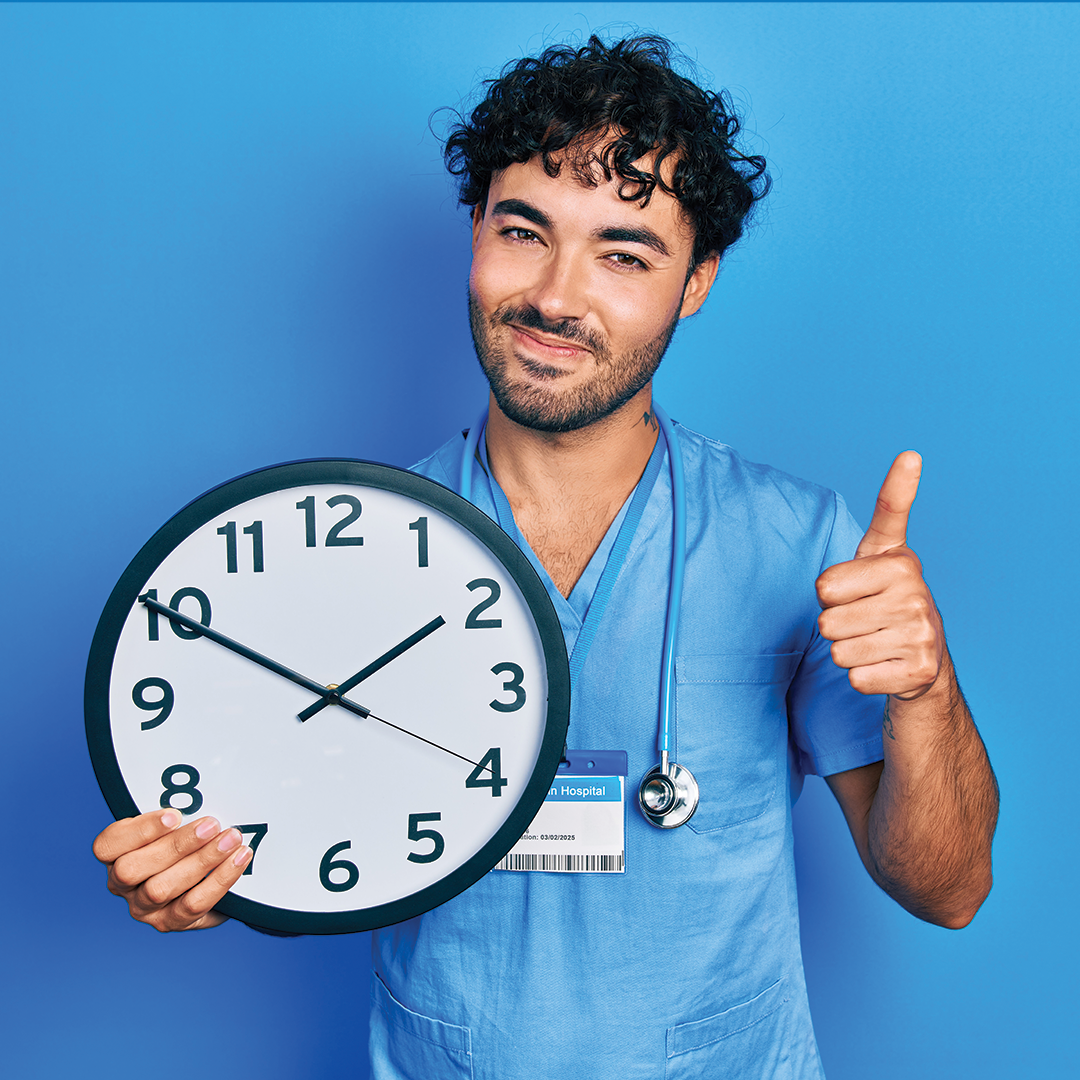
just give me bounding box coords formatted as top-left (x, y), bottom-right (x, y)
top-left (494, 852), bottom-right (625, 873)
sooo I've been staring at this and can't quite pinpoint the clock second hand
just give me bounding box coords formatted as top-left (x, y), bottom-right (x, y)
top-left (359, 708), bottom-right (489, 770)
top-left (137, 595), bottom-right (490, 772)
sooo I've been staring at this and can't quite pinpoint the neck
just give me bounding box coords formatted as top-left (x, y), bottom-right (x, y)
top-left (486, 385), bottom-right (659, 508)
top-left (484, 385), bottom-right (660, 596)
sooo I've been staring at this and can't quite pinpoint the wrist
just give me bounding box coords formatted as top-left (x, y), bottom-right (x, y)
top-left (883, 651), bottom-right (967, 746)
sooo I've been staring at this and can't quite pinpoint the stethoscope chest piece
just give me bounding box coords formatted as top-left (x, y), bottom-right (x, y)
top-left (638, 762), bottom-right (699, 829)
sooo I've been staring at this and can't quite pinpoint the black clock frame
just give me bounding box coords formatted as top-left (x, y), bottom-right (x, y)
top-left (85, 458), bottom-right (571, 934)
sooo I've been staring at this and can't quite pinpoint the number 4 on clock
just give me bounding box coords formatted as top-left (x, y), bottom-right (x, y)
top-left (465, 748), bottom-right (508, 796)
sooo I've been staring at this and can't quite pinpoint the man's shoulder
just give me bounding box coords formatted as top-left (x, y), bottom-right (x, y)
top-left (675, 420), bottom-right (865, 597)
top-left (408, 430), bottom-right (465, 488)
top-left (674, 421), bottom-right (843, 526)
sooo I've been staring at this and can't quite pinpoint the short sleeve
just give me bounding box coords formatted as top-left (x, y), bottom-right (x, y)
top-left (787, 493), bottom-right (885, 777)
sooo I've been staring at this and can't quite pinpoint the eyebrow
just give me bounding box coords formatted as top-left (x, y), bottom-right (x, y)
top-left (491, 199), bottom-right (672, 259)
top-left (491, 199), bottom-right (551, 230)
top-left (594, 225), bottom-right (671, 258)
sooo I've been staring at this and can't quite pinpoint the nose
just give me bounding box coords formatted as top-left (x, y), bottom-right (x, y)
top-left (522, 248), bottom-right (590, 323)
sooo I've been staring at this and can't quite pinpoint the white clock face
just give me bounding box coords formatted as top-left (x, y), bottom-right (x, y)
top-left (86, 461), bottom-right (569, 933)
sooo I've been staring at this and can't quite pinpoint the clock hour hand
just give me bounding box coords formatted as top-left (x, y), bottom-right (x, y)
top-left (137, 593), bottom-right (364, 717)
top-left (297, 615), bottom-right (447, 723)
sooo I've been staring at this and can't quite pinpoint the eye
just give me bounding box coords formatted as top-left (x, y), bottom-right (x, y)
top-left (501, 226), bottom-right (541, 244)
top-left (607, 252), bottom-right (647, 270)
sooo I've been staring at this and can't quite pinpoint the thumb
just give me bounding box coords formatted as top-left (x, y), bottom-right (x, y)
top-left (856, 450), bottom-right (922, 557)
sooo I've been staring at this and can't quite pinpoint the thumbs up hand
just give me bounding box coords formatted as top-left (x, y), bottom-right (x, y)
top-left (816, 452), bottom-right (944, 700)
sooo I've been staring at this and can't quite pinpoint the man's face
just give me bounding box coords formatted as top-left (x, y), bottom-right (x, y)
top-left (469, 153), bottom-right (718, 433)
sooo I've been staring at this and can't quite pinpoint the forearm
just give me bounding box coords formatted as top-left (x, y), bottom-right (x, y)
top-left (866, 653), bottom-right (998, 928)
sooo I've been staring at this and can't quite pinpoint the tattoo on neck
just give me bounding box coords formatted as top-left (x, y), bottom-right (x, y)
top-left (883, 698), bottom-right (896, 740)
top-left (641, 410), bottom-right (659, 432)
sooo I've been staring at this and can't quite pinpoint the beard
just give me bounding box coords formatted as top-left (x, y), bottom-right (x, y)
top-left (468, 288), bottom-right (681, 434)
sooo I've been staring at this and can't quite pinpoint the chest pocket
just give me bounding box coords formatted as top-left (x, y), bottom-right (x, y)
top-left (675, 653), bottom-right (800, 834)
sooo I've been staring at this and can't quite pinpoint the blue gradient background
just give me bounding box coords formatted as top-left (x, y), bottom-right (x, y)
top-left (2, 4), bottom-right (1076, 1077)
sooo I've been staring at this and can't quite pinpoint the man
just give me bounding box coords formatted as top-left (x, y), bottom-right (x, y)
top-left (93, 34), bottom-right (998, 1078)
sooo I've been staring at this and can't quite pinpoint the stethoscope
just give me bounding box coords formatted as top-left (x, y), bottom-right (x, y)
top-left (459, 403), bottom-right (700, 829)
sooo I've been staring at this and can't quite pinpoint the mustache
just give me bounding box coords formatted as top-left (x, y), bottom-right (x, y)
top-left (495, 305), bottom-right (605, 355)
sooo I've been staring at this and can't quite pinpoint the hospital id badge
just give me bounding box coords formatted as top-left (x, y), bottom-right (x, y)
top-left (494, 750), bottom-right (626, 873)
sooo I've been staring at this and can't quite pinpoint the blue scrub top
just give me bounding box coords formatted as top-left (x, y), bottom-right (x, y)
top-left (370, 420), bottom-right (885, 1080)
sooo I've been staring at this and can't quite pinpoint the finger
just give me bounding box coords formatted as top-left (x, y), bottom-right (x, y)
top-left (93, 807), bottom-right (183, 865)
top-left (829, 627), bottom-right (912, 672)
top-left (817, 549), bottom-right (925, 615)
top-left (817, 594), bottom-right (890, 642)
top-left (160, 843), bottom-right (253, 931)
top-left (818, 555), bottom-right (885, 610)
top-left (856, 450), bottom-right (922, 558)
top-left (840, 657), bottom-right (935, 698)
top-left (132, 828), bottom-right (245, 913)
top-left (829, 625), bottom-right (940, 695)
top-left (108, 816), bottom-right (223, 892)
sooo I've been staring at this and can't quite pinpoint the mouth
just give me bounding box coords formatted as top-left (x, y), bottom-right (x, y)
top-left (508, 324), bottom-right (592, 362)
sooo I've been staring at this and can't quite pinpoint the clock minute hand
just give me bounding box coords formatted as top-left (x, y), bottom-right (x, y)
top-left (135, 600), bottom-right (486, 768)
top-left (297, 615), bottom-right (447, 723)
top-left (137, 593), bottom-right (366, 717)
top-left (137, 596), bottom-right (486, 769)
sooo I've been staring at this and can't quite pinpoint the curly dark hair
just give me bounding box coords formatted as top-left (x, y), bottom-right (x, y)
top-left (442, 33), bottom-right (770, 270)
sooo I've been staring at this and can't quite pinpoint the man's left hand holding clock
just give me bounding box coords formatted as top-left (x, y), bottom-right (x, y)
top-left (93, 806), bottom-right (251, 932)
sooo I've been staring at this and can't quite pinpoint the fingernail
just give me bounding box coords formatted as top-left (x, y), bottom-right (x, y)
top-left (233, 845), bottom-right (253, 868)
top-left (217, 828), bottom-right (241, 853)
top-left (195, 817), bottom-right (221, 840)
top-left (161, 810), bottom-right (182, 829)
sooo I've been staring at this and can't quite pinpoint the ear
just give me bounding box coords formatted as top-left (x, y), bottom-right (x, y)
top-left (678, 253), bottom-right (720, 319)
top-left (471, 203), bottom-right (485, 251)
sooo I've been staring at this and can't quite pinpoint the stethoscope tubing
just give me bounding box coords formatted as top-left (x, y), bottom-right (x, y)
top-left (459, 404), bottom-right (697, 827)
top-left (653, 403), bottom-right (684, 768)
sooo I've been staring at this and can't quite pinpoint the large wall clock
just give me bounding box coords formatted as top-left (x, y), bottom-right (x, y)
top-left (85, 459), bottom-right (570, 934)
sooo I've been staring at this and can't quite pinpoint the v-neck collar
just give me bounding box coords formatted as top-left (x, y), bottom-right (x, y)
top-left (476, 428), bottom-right (669, 677)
